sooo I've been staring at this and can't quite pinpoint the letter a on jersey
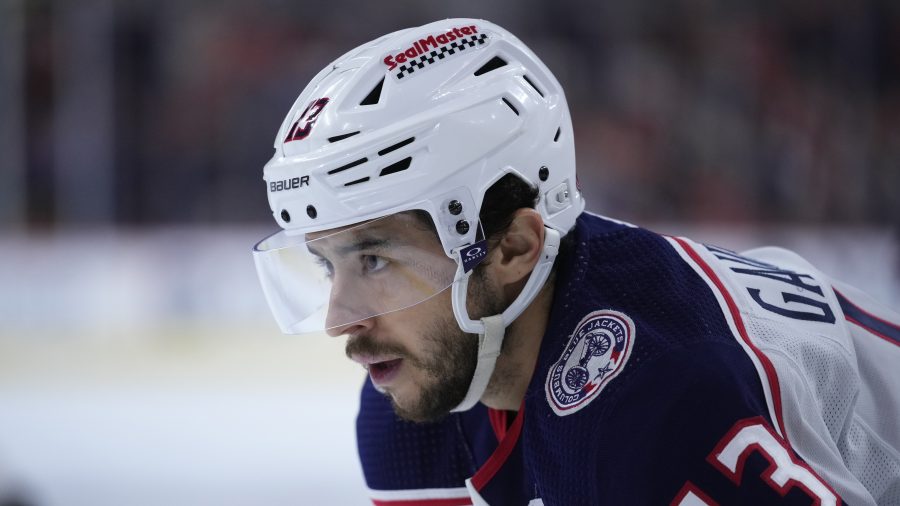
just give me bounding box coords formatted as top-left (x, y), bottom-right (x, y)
top-left (546, 310), bottom-right (635, 416)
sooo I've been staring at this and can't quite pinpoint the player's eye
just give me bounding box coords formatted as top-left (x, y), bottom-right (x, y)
top-left (361, 255), bottom-right (388, 274)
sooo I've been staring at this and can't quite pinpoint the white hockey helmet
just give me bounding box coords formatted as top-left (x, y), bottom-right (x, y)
top-left (253, 18), bottom-right (583, 337)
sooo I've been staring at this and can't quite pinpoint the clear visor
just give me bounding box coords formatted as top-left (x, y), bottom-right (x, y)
top-left (252, 212), bottom-right (459, 334)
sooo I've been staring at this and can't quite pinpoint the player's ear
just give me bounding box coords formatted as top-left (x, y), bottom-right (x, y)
top-left (490, 208), bottom-right (545, 294)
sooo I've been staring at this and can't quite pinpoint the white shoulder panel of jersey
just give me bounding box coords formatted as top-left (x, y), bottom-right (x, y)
top-left (829, 278), bottom-right (900, 504)
top-left (666, 237), bottom-right (881, 506)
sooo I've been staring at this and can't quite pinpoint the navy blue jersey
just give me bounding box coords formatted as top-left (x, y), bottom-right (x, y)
top-left (357, 378), bottom-right (529, 505)
top-left (357, 212), bottom-right (900, 505)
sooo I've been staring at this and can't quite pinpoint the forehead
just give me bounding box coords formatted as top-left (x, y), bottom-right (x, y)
top-left (305, 212), bottom-right (440, 251)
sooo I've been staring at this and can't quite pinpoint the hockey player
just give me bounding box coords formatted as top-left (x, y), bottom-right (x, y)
top-left (252, 19), bottom-right (900, 505)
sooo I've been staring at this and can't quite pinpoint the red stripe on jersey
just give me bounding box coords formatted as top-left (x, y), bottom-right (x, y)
top-left (672, 238), bottom-right (788, 442)
top-left (470, 400), bottom-right (525, 491)
top-left (487, 408), bottom-right (508, 441)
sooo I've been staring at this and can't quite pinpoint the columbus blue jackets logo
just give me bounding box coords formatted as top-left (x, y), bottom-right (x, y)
top-left (546, 310), bottom-right (635, 416)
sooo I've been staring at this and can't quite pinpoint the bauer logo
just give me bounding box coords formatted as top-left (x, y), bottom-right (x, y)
top-left (384, 25), bottom-right (489, 81)
top-left (546, 310), bottom-right (635, 416)
top-left (269, 176), bottom-right (310, 193)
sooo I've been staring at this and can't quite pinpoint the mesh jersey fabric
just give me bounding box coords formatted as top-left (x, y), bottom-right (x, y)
top-left (357, 376), bottom-right (487, 490)
top-left (681, 242), bottom-right (900, 505)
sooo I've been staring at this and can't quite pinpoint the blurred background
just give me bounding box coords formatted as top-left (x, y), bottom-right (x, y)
top-left (0, 0), bottom-right (898, 504)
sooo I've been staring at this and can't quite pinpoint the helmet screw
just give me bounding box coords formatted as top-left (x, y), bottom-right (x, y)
top-left (306, 205), bottom-right (317, 219)
top-left (455, 220), bottom-right (470, 235)
top-left (448, 200), bottom-right (463, 215)
top-left (538, 166), bottom-right (550, 181)
top-left (281, 209), bottom-right (291, 223)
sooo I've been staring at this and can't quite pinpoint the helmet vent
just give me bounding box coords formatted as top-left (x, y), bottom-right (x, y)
top-left (501, 97), bottom-right (519, 116)
top-left (360, 77), bottom-right (385, 106)
top-left (328, 157), bottom-right (368, 175)
top-left (378, 137), bottom-right (415, 156)
top-left (328, 131), bottom-right (360, 143)
top-left (474, 56), bottom-right (507, 76)
top-left (344, 176), bottom-right (370, 187)
top-left (554, 127), bottom-right (561, 142)
top-left (379, 157), bottom-right (412, 177)
top-left (522, 75), bottom-right (544, 98)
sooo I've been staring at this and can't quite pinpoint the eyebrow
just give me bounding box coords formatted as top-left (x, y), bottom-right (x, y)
top-left (307, 237), bottom-right (392, 259)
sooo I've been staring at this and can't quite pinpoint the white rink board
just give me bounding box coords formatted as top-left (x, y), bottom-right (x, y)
top-left (0, 329), bottom-right (370, 506)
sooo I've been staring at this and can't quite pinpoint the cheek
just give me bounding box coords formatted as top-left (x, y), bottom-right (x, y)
top-left (375, 316), bottom-right (437, 366)
top-left (466, 270), bottom-right (506, 319)
top-left (378, 286), bottom-right (461, 367)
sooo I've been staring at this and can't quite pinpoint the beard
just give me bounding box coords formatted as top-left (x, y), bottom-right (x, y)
top-left (345, 309), bottom-right (478, 423)
top-left (345, 273), bottom-right (504, 423)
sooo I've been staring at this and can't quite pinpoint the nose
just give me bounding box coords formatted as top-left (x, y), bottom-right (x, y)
top-left (326, 317), bottom-right (374, 338)
top-left (325, 311), bottom-right (374, 337)
top-left (324, 274), bottom-right (375, 337)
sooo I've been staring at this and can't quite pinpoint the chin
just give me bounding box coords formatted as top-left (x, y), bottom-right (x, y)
top-left (392, 405), bottom-right (450, 424)
top-left (386, 390), bottom-right (425, 420)
top-left (388, 390), bottom-right (450, 424)
top-left (389, 398), bottom-right (426, 423)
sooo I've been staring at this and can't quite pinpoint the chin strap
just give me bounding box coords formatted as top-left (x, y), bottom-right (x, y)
top-left (449, 228), bottom-right (560, 413)
top-left (451, 314), bottom-right (505, 412)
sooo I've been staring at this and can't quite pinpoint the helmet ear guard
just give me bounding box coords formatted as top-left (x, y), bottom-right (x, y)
top-left (451, 227), bottom-right (561, 334)
top-left (449, 227), bottom-right (561, 412)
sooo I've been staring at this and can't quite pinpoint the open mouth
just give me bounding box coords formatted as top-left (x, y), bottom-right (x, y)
top-left (367, 358), bottom-right (403, 387)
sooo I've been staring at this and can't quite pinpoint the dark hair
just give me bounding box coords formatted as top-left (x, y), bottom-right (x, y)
top-left (478, 173), bottom-right (574, 273)
top-left (408, 173), bottom-right (538, 240)
top-left (412, 172), bottom-right (573, 264)
top-left (478, 173), bottom-right (541, 241)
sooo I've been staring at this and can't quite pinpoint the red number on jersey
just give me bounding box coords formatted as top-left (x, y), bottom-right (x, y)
top-left (672, 417), bottom-right (840, 505)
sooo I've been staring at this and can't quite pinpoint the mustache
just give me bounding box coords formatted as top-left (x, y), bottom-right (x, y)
top-left (345, 334), bottom-right (409, 360)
